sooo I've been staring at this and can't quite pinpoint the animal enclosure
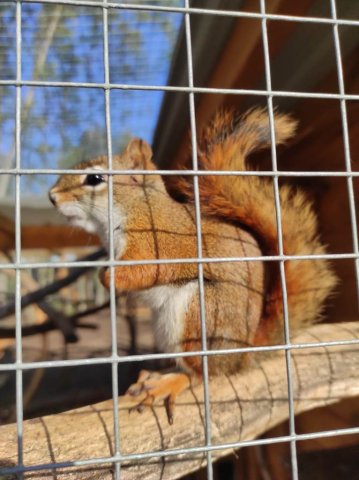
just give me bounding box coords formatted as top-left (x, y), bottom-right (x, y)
top-left (0, 1), bottom-right (359, 479)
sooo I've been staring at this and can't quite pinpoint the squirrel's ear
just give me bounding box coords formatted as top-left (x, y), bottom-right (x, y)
top-left (124, 138), bottom-right (155, 170)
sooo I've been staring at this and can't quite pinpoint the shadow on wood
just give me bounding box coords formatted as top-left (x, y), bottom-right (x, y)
top-left (0, 321), bottom-right (358, 479)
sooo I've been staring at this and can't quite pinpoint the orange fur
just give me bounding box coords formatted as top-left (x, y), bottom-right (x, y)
top-left (50, 109), bottom-right (337, 376)
top-left (167, 108), bottom-right (338, 343)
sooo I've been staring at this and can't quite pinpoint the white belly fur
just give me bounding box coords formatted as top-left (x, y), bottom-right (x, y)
top-left (134, 281), bottom-right (198, 352)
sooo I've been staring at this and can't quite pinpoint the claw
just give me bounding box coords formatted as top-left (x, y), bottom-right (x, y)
top-left (125, 371), bottom-right (190, 424)
top-left (126, 384), bottom-right (142, 396)
top-left (125, 370), bottom-right (154, 396)
top-left (165, 396), bottom-right (175, 425)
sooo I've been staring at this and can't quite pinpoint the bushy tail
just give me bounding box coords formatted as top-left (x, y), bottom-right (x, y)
top-left (168, 108), bottom-right (338, 341)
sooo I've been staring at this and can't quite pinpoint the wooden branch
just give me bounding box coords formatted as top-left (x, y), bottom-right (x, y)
top-left (2, 257), bottom-right (110, 343)
top-left (0, 322), bottom-right (358, 479)
top-left (0, 318), bottom-right (97, 338)
top-left (34, 300), bottom-right (79, 342)
top-left (0, 248), bottom-right (106, 320)
top-left (0, 301), bottom-right (109, 337)
top-left (0, 212), bottom-right (15, 250)
top-left (0, 4), bottom-right (64, 196)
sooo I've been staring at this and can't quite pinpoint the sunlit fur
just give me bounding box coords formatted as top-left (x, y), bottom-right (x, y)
top-left (168, 108), bottom-right (338, 344)
top-left (50, 109), bottom-right (337, 375)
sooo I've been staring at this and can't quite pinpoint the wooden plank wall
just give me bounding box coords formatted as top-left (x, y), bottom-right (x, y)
top-left (163, 0), bottom-right (359, 325)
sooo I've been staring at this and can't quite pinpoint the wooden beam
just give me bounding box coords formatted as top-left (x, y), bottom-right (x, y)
top-left (0, 211), bottom-right (15, 250)
top-left (169, 0), bottom-right (314, 168)
top-left (280, 50), bottom-right (359, 171)
top-left (0, 225), bottom-right (100, 251)
top-left (0, 321), bottom-right (358, 479)
top-left (264, 51), bottom-right (359, 324)
top-left (21, 225), bottom-right (101, 249)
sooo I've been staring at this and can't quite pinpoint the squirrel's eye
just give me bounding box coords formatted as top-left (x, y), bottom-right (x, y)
top-left (84, 174), bottom-right (105, 187)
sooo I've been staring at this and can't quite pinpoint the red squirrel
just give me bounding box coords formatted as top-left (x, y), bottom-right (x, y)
top-left (49, 108), bottom-right (337, 423)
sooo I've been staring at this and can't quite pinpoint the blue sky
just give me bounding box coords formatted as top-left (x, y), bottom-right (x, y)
top-left (0, 1), bottom-right (184, 194)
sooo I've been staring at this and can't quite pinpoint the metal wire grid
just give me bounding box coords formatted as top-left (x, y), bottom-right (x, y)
top-left (102, 0), bottom-right (122, 477)
top-left (1, 79), bottom-right (359, 100)
top-left (0, 0), bottom-right (359, 478)
top-left (183, 0), bottom-right (212, 476)
top-left (259, 0), bottom-right (298, 476)
top-left (3, 0), bottom-right (359, 27)
top-left (14, 1), bottom-right (23, 473)
top-left (330, 0), bottom-right (359, 306)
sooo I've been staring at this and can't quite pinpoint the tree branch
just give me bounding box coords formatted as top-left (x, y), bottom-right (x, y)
top-left (0, 4), bottom-right (64, 196)
top-left (0, 248), bottom-right (106, 320)
top-left (0, 321), bottom-right (358, 479)
top-left (0, 301), bottom-right (110, 338)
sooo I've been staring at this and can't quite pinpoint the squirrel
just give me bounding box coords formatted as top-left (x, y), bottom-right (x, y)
top-left (49, 108), bottom-right (337, 423)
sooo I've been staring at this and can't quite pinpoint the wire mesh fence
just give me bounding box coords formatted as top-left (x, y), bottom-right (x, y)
top-left (0, 1), bottom-right (358, 479)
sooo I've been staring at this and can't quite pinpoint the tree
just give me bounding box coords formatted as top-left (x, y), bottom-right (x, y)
top-left (0, 2), bottom-right (183, 194)
top-left (59, 128), bottom-right (133, 168)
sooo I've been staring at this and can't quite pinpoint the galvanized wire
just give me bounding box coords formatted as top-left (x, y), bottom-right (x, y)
top-left (1, 251), bottom-right (358, 271)
top-left (329, 0), bottom-right (359, 308)
top-left (6, 0), bottom-right (359, 28)
top-left (14, 2), bottom-right (24, 478)
top-left (2, 424), bottom-right (359, 477)
top-left (102, 0), bottom-right (121, 476)
top-left (260, 0), bottom-right (298, 477)
top-left (1, 78), bottom-right (359, 100)
top-left (0, 0), bottom-right (358, 478)
top-left (184, 1), bottom-right (213, 477)
top-left (1, 167), bottom-right (359, 177)
top-left (1, 335), bottom-right (359, 373)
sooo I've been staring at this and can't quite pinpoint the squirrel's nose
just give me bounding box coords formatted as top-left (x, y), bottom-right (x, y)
top-left (49, 191), bottom-right (57, 206)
